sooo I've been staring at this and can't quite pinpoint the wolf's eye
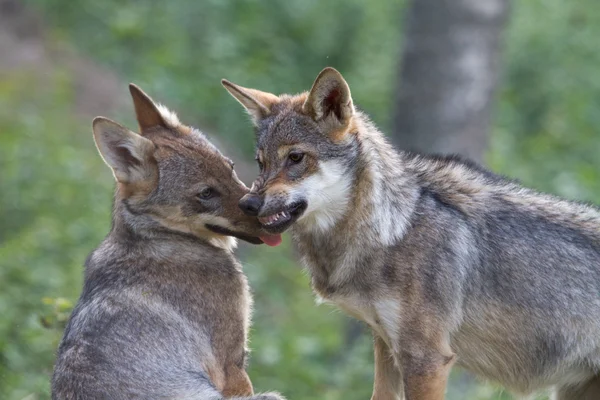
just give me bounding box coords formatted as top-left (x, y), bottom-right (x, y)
top-left (288, 152), bottom-right (304, 163)
top-left (197, 188), bottom-right (214, 200)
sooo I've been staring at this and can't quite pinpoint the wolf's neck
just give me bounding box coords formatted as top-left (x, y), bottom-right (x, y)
top-left (351, 119), bottom-right (419, 247)
top-left (298, 117), bottom-right (418, 244)
top-left (291, 116), bottom-right (419, 283)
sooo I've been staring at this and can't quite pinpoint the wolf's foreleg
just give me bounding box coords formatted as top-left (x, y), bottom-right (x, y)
top-left (397, 333), bottom-right (455, 400)
top-left (186, 369), bottom-right (285, 400)
top-left (190, 387), bottom-right (284, 400)
top-left (221, 368), bottom-right (254, 397)
top-left (371, 334), bottom-right (404, 400)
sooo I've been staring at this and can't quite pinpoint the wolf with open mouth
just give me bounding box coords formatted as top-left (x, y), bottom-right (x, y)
top-left (224, 68), bottom-right (600, 400)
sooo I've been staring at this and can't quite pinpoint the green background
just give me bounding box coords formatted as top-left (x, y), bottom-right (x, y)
top-left (1, 0), bottom-right (600, 399)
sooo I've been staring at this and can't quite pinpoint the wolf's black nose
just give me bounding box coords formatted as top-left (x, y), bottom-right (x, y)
top-left (239, 194), bottom-right (263, 216)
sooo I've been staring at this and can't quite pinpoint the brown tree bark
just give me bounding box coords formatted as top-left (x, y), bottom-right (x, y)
top-left (392, 0), bottom-right (510, 163)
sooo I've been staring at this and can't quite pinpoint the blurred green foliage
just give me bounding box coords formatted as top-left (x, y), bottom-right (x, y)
top-left (1, 0), bottom-right (599, 398)
top-left (31, 0), bottom-right (404, 155)
top-left (0, 73), bottom-right (113, 397)
top-left (490, 0), bottom-right (600, 201)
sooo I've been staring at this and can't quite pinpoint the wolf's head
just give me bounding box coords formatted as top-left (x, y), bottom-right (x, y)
top-left (222, 68), bottom-right (358, 235)
top-left (93, 84), bottom-right (280, 247)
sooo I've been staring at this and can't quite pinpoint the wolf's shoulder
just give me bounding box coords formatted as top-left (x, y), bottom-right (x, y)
top-left (403, 152), bottom-right (510, 185)
top-left (404, 152), bottom-right (597, 208)
top-left (402, 152), bottom-right (600, 236)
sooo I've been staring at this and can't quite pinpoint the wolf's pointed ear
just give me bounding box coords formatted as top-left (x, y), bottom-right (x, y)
top-left (92, 117), bottom-right (156, 184)
top-left (129, 83), bottom-right (176, 132)
top-left (221, 79), bottom-right (279, 125)
top-left (303, 67), bottom-right (354, 126)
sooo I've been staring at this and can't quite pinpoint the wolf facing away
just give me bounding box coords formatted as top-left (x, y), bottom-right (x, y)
top-left (223, 68), bottom-right (600, 400)
top-left (51, 85), bottom-right (283, 400)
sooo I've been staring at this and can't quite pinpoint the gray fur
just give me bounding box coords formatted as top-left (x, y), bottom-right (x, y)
top-left (225, 68), bottom-right (600, 399)
top-left (52, 86), bottom-right (284, 400)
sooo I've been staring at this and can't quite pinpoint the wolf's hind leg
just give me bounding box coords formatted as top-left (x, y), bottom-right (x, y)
top-left (555, 375), bottom-right (600, 400)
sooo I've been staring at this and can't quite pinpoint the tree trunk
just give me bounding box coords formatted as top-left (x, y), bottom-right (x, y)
top-left (392, 0), bottom-right (510, 164)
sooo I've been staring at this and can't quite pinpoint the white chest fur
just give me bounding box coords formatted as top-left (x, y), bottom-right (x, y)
top-left (323, 294), bottom-right (402, 353)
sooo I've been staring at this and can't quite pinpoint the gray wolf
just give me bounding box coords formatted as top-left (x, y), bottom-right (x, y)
top-left (223, 68), bottom-right (600, 400)
top-left (51, 84), bottom-right (283, 400)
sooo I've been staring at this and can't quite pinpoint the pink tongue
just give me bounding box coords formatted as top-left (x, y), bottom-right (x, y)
top-left (259, 234), bottom-right (283, 247)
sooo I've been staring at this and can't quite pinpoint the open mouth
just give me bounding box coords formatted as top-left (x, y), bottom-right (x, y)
top-left (205, 224), bottom-right (282, 246)
top-left (257, 201), bottom-right (307, 233)
top-left (205, 224), bottom-right (264, 245)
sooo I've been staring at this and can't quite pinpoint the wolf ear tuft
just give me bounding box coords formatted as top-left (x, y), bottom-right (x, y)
top-left (221, 79), bottom-right (279, 126)
top-left (303, 67), bottom-right (354, 126)
top-left (92, 117), bottom-right (156, 184)
top-left (129, 84), bottom-right (179, 132)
